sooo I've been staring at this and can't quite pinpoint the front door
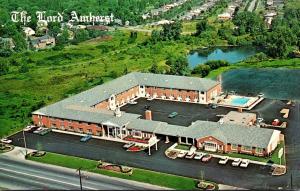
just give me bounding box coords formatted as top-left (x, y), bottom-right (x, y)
top-left (204, 142), bottom-right (217, 152)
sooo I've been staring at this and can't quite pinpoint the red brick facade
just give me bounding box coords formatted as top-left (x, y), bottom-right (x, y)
top-left (115, 86), bottom-right (139, 106)
top-left (145, 87), bottom-right (199, 101)
top-left (32, 115), bottom-right (103, 135)
top-left (196, 135), bottom-right (268, 157)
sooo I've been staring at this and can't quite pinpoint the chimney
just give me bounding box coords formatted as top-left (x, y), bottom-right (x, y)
top-left (145, 110), bottom-right (152, 120)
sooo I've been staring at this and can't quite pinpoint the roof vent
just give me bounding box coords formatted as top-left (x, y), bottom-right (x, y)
top-left (219, 118), bottom-right (224, 125)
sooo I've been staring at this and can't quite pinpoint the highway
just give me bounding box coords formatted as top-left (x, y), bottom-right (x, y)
top-left (0, 155), bottom-right (162, 190)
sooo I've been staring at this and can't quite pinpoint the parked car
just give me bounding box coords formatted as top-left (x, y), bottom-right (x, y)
top-left (232, 158), bottom-right (242, 166)
top-left (1, 138), bottom-right (12, 144)
top-left (33, 127), bottom-right (45, 134)
top-left (129, 100), bottom-right (137, 105)
top-left (38, 128), bottom-right (52, 136)
top-left (27, 126), bottom-right (39, 133)
top-left (258, 93), bottom-right (264, 97)
top-left (218, 157), bottom-right (229, 165)
top-left (194, 152), bottom-right (205, 160)
top-left (201, 154), bottom-right (212, 162)
top-left (211, 104), bottom-right (218, 109)
top-left (80, 134), bottom-right (92, 142)
top-left (240, 159), bottom-right (250, 168)
top-left (123, 142), bottom-right (135, 149)
top-left (168, 112), bottom-right (178, 118)
top-left (185, 152), bottom-right (195, 159)
top-left (177, 151), bottom-right (187, 158)
top-left (257, 117), bottom-right (264, 123)
top-left (24, 125), bottom-right (35, 132)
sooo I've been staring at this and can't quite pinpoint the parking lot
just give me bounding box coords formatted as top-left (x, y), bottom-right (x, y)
top-left (121, 98), bottom-right (236, 126)
top-left (8, 131), bottom-right (298, 190)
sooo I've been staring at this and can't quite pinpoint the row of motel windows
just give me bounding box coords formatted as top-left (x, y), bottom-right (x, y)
top-left (231, 144), bottom-right (263, 153)
top-left (51, 124), bottom-right (102, 135)
top-left (145, 86), bottom-right (205, 94)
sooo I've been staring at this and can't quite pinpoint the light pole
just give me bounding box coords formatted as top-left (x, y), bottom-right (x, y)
top-left (76, 167), bottom-right (83, 191)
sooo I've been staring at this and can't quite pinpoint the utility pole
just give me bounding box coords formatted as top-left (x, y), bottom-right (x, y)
top-left (290, 173), bottom-right (293, 190)
top-left (77, 167), bottom-right (83, 191)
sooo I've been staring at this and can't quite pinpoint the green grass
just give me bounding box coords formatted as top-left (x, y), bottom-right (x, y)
top-left (175, 144), bottom-right (191, 150)
top-left (27, 152), bottom-right (199, 190)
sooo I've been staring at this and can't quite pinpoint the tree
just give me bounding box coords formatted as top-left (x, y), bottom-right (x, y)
top-left (0, 60), bottom-right (9, 75)
top-left (149, 63), bottom-right (160, 74)
top-left (13, 32), bottom-right (27, 51)
top-left (166, 56), bottom-right (190, 76)
top-left (19, 64), bottom-right (29, 73)
top-left (195, 20), bottom-right (208, 36)
top-left (161, 21), bottom-right (182, 41)
top-left (150, 30), bottom-right (161, 43)
top-left (192, 64), bottom-right (211, 77)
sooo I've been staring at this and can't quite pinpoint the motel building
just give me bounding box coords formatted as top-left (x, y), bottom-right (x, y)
top-left (32, 72), bottom-right (281, 157)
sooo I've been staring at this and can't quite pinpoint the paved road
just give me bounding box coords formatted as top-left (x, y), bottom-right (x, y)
top-left (0, 154), bottom-right (163, 190)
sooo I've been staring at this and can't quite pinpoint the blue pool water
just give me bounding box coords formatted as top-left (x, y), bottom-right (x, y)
top-left (230, 97), bottom-right (250, 106)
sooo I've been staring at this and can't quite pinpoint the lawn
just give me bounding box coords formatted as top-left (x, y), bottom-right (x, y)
top-left (27, 152), bottom-right (198, 190)
top-left (175, 144), bottom-right (191, 151)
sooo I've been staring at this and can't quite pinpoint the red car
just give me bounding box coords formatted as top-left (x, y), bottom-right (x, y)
top-left (201, 154), bottom-right (212, 162)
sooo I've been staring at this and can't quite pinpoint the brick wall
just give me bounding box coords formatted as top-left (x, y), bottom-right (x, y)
top-left (115, 86), bottom-right (139, 105)
top-left (94, 100), bottom-right (109, 109)
top-left (206, 84), bottom-right (222, 101)
top-left (32, 115), bottom-right (102, 135)
top-left (145, 87), bottom-right (199, 101)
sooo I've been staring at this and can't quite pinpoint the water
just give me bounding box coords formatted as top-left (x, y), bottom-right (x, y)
top-left (221, 68), bottom-right (300, 101)
top-left (188, 46), bottom-right (258, 68)
top-left (230, 97), bottom-right (250, 106)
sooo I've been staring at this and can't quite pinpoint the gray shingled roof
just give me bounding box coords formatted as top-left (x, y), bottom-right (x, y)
top-left (182, 121), bottom-right (277, 148)
top-left (127, 119), bottom-right (167, 133)
top-left (134, 72), bottom-right (219, 91)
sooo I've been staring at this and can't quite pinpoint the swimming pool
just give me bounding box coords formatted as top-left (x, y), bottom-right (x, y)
top-left (230, 97), bottom-right (250, 106)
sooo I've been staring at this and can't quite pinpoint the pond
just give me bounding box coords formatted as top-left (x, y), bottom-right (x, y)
top-left (188, 46), bottom-right (258, 68)
top-left (221, 68), bottom-right (300, 101)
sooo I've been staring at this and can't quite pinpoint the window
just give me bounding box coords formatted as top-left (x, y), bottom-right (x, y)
top-left (231, 144), bottom-right (238, 150)
top-left (69, 126), bottom-right (74, 131)
top-left (96, 130), bottom-right (102, 136)
top-left (201, 91), bottom-right (205, 94)
top-left (255, 147), bottom-right (263, 154)
top-left (79, 128), bottom-right (83, 132)
top-left (87, 129), bottom-right (93, 134)
top-left (241, 146), bottom-right (252, 152)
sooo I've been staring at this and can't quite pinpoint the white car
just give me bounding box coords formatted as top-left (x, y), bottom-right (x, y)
top-left (194, 152), bottom-right (205, 160)
top-left (240, 159), bottom-right (250, 168)
top-left (33, 127), bottom-right (44, 134)
top-left (177, 151), bottom-right (187, 158)
top-left (24, 125), bottom-right (35, 132)
top-left (123, 142), bottom-right (135, 149)
top-left (218, 157), bottom-right (229, 165)
top-left (257, 118), bottom-right (264, 123)
top-left (258, 93), bottom-right (264, 97)
top-left (128, 100), bottom-right (137, 105)
top-left (1, 138), bottom-right (12, 144)
top-left (232, 158), bottom-right (242, 166)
